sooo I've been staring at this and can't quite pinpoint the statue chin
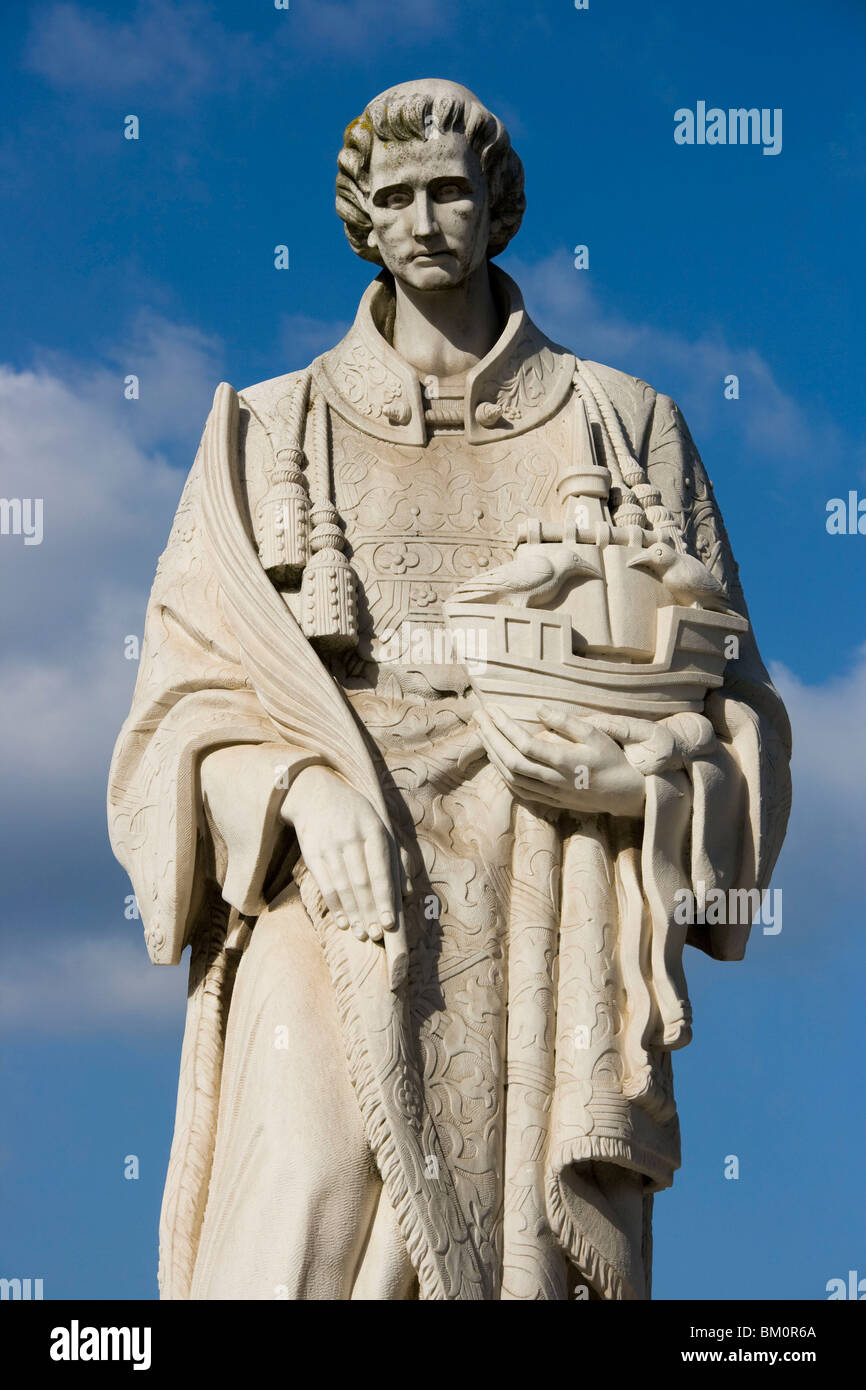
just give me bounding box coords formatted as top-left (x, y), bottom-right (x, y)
top-left (394, 255), bottom-right (467, 291)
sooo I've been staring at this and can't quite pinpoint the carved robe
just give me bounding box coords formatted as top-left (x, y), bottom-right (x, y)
top-left (108, 266), bottom-right (791, 1300)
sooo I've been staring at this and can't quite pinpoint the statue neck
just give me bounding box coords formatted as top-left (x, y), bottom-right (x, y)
top-left (391, 263), bottom-right (500, 380)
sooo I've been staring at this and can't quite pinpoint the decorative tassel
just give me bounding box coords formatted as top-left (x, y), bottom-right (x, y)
top-left (621, 463), bottom-right (646, 490)
top-left (301, 511), bottom-right (358, 650)
top-left (575, 363), bottom-right (689, 555)
top-left (300, 397), bottom-right (359, 650)
top-left (257, 374), bottom-right (311, 582)
top-left (610, 486), bottom-right (647, 529)
top-left (632, 483), bottom-right (687, 553)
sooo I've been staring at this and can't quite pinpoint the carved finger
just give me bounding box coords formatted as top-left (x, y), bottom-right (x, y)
top-left (583, 711), bottom-right (657, 746)
top-left (309, 855), bottom-right (349, 929)
top-left (343, 841), bottom-right (381, 940)
top-left (363, 829), bottom-right (397, 938)
top-left (501, 770), bottom-right (566, 810)
top-left (481, 737), bottom-right (528, 793)
top-left (485, 744), bottom-right (557, 804)
top-left (484, 743), bottom-right (518, 790)
top-left (487, 704), bottom-right (565, 762)
top-left (330, 853), bottom-right (366, 938)
top-left (478, 711), bottom-right (562, 785)
top-left (536, 704), bottom-right (600, 745)
top-left (398, 844), bottom-right (414, 897)
top-left (486, 705), bottom-right (536, 752)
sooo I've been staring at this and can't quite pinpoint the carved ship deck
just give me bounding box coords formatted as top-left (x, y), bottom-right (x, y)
top-left (444, 541), bottom-right (748, 725)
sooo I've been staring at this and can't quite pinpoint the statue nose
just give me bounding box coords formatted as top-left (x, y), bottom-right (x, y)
top-left (412, 195), bottom-right (438, 238)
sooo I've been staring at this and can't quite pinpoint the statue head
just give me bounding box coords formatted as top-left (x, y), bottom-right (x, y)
top-left (336, 79), bottom-right (525, 293)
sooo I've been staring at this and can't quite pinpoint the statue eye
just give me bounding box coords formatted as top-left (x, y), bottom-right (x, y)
top-left (433, 180), bottom-right (471, 203)
top-left (382, 190), bottom-right (412, 210)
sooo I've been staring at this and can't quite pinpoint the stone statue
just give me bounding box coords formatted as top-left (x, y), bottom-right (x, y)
top-left (108, 79), bottom-right (792, 1300)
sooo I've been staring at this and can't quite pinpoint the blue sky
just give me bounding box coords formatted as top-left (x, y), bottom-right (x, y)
top-left (0, 0), bottom-right (863, 1300)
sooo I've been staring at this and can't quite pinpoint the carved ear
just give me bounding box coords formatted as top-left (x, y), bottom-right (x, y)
top-left (366, 229), bottom-right (378, 252)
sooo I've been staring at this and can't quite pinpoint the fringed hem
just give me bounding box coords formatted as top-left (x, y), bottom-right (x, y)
top-left (546, 1138), bottom-right (676, 1302)
top-left (550, 1135), bottom-right (675, 1193)
top-left (158, 893), bottom-right (236, 1300)
top-left (546, 1180), bottom-right (631, 1302)
top-left (295, 867), bottom-right (488, 1301)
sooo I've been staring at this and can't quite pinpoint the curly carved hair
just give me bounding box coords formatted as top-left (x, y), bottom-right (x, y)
top-left (336, 83), bottom-right (526, 265)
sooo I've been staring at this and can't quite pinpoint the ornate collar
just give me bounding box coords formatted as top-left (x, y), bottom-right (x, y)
top-left (311, 264), bottom-right (575, 446)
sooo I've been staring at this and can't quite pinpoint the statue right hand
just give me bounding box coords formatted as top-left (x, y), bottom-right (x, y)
top-left (281, 764), bottom-right (401, 943)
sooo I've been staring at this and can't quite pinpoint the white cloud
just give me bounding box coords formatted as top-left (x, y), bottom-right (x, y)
top-left (26, 0), bottom-right (256, 99)
top-left (300, 0), bottom-right (450, 50)
top-left (768, 649), bottom-right (866, 933)
top-left (503, 250), bottom-right (851, 471)
top-left (280, 312), bottom-right (350, 368)
top-left (0, 312), bottom-right (223, 813)
top-left (0, 305), bottom-right (343, 819)
top-left (26, 0), bottom-right (454, 101)
top-left (82, 310), bottom-right (225, 452)
top-left (0, 931), bottom-right (187, 1035)
top-left (772, 648), bottom-right (866, 806)
top-left (0, 313), bottom-right (237, 1036)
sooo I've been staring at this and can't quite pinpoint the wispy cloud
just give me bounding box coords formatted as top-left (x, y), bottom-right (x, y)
top-left (0, 311), bottom-right (222, 662)
top-left (25, 0), bottom-right (455, 103)
top-left (299, 0), bottom-right (450, 51)
top-left (279, 312), bottom-right (350, 368)
top-left (504, 250), bottom-right (854, 472)
top-left (0, 311), bottom-right (226, 833)
top-left (0, 932), bottom-right (187, 1035)
top-left (773, 648), bottom-right (866, 805)
top-left (0, 304), bottom-right (345, 831)
top-left (26, 0), bottom-right (259, 100)
top-left (767, 648), bottom-right (866, 947)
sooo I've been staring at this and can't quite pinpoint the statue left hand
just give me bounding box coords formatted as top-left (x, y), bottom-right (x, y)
top-left (476, 703), bottom-right (645, 818)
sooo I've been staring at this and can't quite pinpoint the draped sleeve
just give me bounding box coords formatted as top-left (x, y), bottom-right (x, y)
top-left (642, 390), bottom-right (792, 959)
top-left (107, 425), bottom-right (322, 966)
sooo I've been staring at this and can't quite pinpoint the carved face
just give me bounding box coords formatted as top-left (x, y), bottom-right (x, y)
top-left (365, 131), bottom-right (491, 292)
